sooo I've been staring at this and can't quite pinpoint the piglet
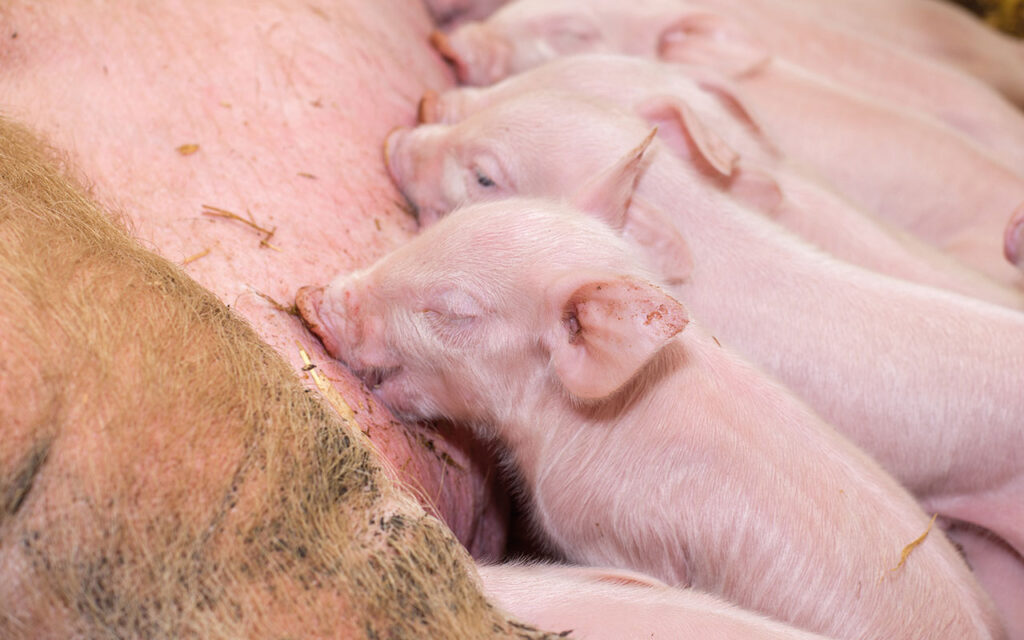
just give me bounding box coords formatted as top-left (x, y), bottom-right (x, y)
top-left (297, 193), bottom-right (1000, 639)
top-left (381, 91), bottom-right (1024, 632)
top-left (416, 54), bottom-right (1024, 309)
top-left (478, 563), bottom-right (834, 640)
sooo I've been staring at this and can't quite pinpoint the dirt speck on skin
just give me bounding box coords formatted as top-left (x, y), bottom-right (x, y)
top-left (644, 306), bottom-right (665, 325)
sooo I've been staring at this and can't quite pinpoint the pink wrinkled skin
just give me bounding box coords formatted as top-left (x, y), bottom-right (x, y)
top-left (478, 563), bottom-right (835, 640)
top-left (413, 53), bottom-right (1024, 309)
top-left (436, 0), bottom-right (1024, 179)
top-left (381, 90), bottom-right (1024, 632)
top-left (300, 196), bottom-right (1000, 639)
top-left (0, 0), bottom-right (515, 560)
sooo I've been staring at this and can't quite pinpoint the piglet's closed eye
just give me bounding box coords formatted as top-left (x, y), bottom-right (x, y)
top-left (547, 274), bottom-right (688, 400)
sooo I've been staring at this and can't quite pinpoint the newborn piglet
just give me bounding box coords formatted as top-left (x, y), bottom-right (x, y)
top-left (296, 193), bottom-right (999, 639)
top-left (384, 92), bottom-right (1024, 579)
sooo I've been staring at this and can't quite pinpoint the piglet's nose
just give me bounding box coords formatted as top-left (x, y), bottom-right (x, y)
top-left (296, 285), bottom-right (344, 359)
top-left (418, 89), bottom-right (441, 124)
top-left (429, 29), bottom-right (467, 80)
top-left (431, 28), bottom-right (493, 85)
top-left (383, 127), bottom-right (409, 183)
top-left (382, 127), bottom-right (423, 223)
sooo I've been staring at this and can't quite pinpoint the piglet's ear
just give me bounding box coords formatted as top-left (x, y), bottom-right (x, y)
top-left (692, 72), bottom-right (771, 141)
top-left (572, 129), bottom-right (656, 230)
top-left (548, 274), bottom-right (688, 400)
top-left (636, 94), bottom-right (738, 177)
top-left (657, 13), bottom-right (770, 79)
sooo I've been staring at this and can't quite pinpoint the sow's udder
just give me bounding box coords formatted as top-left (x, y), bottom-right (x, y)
top-left (0, 0), bottom-right (508, 559)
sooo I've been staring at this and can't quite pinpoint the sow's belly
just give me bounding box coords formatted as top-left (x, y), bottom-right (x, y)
top-left (0, 0), bottom-right (507, 559)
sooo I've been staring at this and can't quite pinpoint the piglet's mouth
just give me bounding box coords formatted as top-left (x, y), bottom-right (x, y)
top-left (353, 366), bottom-right (400, 390)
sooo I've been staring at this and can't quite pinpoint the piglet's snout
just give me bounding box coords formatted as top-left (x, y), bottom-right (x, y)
top-left (296, 285), bottom-right (346, 360)
top-left (296, 284), bottom-right (366, 361)
top-left (296, 282), bottom-right (356, 360)
top-left (383, 127), bottom-right (424, 223)
top-left (432, 25), bottom-right (502, 86)
top-left (384, 128), bottom-right (451, 226)
top-left (429, 29), bottom-right (472, 84)
top-left (417, 90), bottom-right (441, 124)
top-left (383, 127), bottom-right (411, 189)
top-left (298, 283), bottom-right (400, 389)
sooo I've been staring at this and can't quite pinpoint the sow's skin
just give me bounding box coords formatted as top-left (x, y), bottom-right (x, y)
top-left (434, 0), bottom-right (1024, 173)
top-left (478, 563), bottom-right (834, 640)
top-left (417, 54), bottom-right (1024, 310)
top-left (0, 0), bottom-right (515, 562)
top-left (383, 91), bottom-right (1024, 635)
top-left (432, 0), bottom-right (1024, 287)
top-left (0, 0), bottom-right (561, 637)
top-left (297, 196), bottom-right (1001, 639)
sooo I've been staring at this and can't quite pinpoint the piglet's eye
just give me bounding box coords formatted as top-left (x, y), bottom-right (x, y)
top-left (474, 168), bottom-right (496, 188)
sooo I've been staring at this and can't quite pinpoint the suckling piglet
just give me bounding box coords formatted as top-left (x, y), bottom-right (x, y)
top-left (296, 194), bottom-right (1000, 640)
top-left (382, 91), bottom-right (1024, 622)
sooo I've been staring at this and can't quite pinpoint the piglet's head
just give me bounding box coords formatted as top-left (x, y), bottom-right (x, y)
top-left (386, 90), bottom-right (651, 227)
top-left (434, 0), bottom-right (610, 86)
top-left (385, 119), bottom-right (518, 227)
top-left (387, 91), bottom-right (696, 284)
top-left (298, 196), bottom-right (687, 431)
